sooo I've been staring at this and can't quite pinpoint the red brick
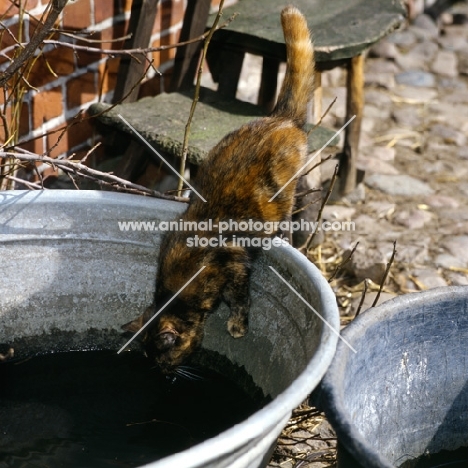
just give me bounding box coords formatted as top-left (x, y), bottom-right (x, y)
top-left (75, 21), bottom-right (127, 69)
top-left (43, 46), bottom-right (76, 75)
top-left (0, 101), bottom-right (30, 141)
top-left (94, 0), bottom-right (116, 25)
top-left (98, 59), bottom-right (119, 97)
top-left (0, 117), bottom-right (6, 146)
top-left (26, 15), bottom-right (42, 41)
top-left (0, 0), bottom-right (39, 18)
top-left (103, 55), bottom-right (120, 74)
top-left (32, 87), bottom-right (63, 130)
top-left (67, 72), bottom-right (97, 110)
top-left (100, 21), bottom-right (127, 47)
top-left (151, 30), bottom-right (178, 69)
top-left (172, 0), bottom-right (185, 26)
top-left (28, 47), bottom-right (76, 88)
top-left (62, 0), bottom-right (92, 30)
top-left (67, 118), bottom-right (93, 151)
top-left (0, 103), bottom-right (12, 138)
top-left (153, 0), bottom-right (184, 35)
top-left (159, 0), bottom-right (173, 32)
top-left (75, 32), bottom-right (104, 68)
top-left (46, 123), bottom-right (69, 157)
top-left (151, 2), bottom-right (162, 35)
top-left (168, 30), bottom-right (181, 60)
top-left (18, 101), bottom-right (30, 138)
top-left (20, 133), bottom-right (45, 156)
top-left (0, 22), bottom-right (22, 66)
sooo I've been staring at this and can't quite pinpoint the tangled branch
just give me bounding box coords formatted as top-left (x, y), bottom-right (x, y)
top-left (0, 15), bottom-right (238, 64)
top-left (0, 0), bottom-right (69, 87)
top-left (1, 149), bottom-right (189, 202)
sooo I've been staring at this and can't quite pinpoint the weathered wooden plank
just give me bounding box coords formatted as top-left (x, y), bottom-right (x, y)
top-left (113, 0), bottom-right (160, 104)
top-left (170, 0), bottom-right (212, 92)
top-left (89, 89), bottom-right (338, 165)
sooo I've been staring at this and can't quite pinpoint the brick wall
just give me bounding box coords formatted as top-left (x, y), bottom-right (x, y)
top-left (0, 0), bottom-right (222, 170)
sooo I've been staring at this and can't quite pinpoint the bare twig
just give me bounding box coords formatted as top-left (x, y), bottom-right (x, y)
top-left (300, 164), bottom-right (339, 253)
top-left (64, 171), bottom-right (80, 190)
top-left (448, 266), bottom-right (468, 275)
top-left (1, 16), bottom-right (238, 61)
top-left (177, 0), bottom-right (229, 193)
top-left (307, 97), bottom-right (337, 136)
top-left (291, 196), bottom-right (321, 215)
top-left (80, 142), bottom-right (101, 164)
top-left (54, 30), bottom-right (132, 43)
top-left (355, 278), bottom-right (369, 317)
top-left (0, 0), bottom-right (69, 87)
top-left (328, 241), bottom-right (359, 283)
top-left (295, 187), bottom-right (321, 199)
top-left (5, 175), bottom-right (45, 190)
top-left (11, 59), bottom-right (153, 159)
top-left (371, 241), bottom-right (397, 307)
top-left (1, 150), bottom-right (189, 202)
top-left (302, 153), bottom-right (334, 178)
top-left (33, 162), bottom-right (45, 188)
top-left (0, 19), bottom-right (21, 47)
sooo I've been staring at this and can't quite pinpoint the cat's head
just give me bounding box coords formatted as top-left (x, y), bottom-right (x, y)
top-left (122, 299), bottom-right (207, 374)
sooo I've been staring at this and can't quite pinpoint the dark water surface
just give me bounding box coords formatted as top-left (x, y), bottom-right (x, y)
top-left (399, 446), bottom-right (468, 468)
top-left (0, 350), bottom-right (264, 467)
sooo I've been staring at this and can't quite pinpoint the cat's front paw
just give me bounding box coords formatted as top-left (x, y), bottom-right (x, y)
top-left (227, 316), bottom-right (248, 338)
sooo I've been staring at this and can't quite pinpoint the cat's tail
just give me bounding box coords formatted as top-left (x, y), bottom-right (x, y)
top-left (272, 6), bottom-right (315, 127)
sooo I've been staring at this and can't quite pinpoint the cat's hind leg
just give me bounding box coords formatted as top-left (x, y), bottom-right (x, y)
top-left (222, 262), bottom-right (251, 338)
top-left (224, 285), bottom-right (250, 338)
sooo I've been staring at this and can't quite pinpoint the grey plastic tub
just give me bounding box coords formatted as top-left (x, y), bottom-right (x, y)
top-left (0, 190), bottom-right (339, 468)
top-left (319, 287), bottom-right (468, 468)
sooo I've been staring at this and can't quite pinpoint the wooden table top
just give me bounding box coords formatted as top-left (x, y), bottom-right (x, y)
top-left (209, 0), bottom-right (406, 64)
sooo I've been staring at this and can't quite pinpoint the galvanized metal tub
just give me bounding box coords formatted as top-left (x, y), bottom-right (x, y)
top-left (320, 287), bottom-right (468, 468)
top-left (0, 190), bottom-right (339, 468)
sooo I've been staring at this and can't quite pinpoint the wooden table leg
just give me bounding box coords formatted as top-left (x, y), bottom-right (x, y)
top-left (258, 57), bottom-right (280, 113)
top-left (313, 70), bottom-right (322, 123)
top-left (339, 54), bottom-right (364, 196)
top-left (216, 48), bottom-right (245, 100)
top-left (113, 0), bottom-right (160, 103)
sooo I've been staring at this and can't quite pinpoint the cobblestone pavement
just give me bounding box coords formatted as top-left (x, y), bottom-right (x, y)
top-left (256, 4), bottom-right (468, 467)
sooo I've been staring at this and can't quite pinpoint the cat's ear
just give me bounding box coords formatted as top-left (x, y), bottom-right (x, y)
top-left (122, 306), bottom-right (153, 333)
top-left (121, 316), bottom-right (143, 333)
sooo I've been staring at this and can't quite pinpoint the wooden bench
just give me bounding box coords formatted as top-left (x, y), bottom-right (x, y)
top-left (88, 0), bottom-right (405, 196)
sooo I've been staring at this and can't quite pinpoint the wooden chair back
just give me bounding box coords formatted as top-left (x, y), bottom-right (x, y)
top-left (112, 0), bottom-right (212, 105)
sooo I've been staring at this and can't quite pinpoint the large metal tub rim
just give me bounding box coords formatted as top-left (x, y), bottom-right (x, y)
top-left (0, 190), bottom-right (339, 468)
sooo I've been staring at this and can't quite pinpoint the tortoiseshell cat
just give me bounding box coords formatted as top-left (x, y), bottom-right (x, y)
top-left (124, 6), bottom-right (315, 374)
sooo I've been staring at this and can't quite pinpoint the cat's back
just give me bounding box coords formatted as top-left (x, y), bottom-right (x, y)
top-left (200, 115), bottom-right (307, 181)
